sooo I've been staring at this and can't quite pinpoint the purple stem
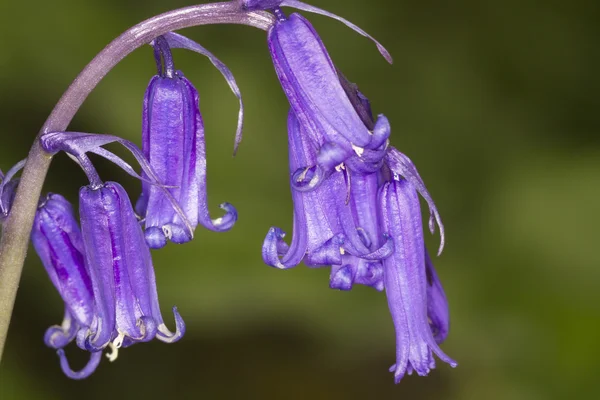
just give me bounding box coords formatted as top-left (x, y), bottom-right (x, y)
top-left (0, 1), bottom-right (275, 362)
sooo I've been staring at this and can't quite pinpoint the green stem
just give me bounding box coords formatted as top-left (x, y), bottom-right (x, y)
top-left (0, 1), bottom-right (274, 362)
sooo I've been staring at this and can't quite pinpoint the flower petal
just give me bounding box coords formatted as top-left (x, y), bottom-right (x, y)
top-left (33, 194), bottom-right (94, 329)
top-left (425, 249), bottom-right (450, 344)
top-left (44, 309), bottom-right (79, 350)
top-left (269, 13), bottom-right (373, 148)
top-left (379, 179), bottom-right (455, 382)
top-left (57, 349), bottom-right (102, 380)
top-left (155, 306), bottom-right (186, 344)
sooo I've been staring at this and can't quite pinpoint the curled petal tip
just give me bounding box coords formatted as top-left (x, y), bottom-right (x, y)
top-left (57, 349), bottom-right (102, 380)
top-left (83, 335), bottom-right (106, 353)
top-left (330, 265), bottom-right (353, 291)
top-left (262, 227), bottom-right (303, 269)
top-left (44, 326), bottom-right (75, 350)
top-left (145, 227), bottom-right (168, 249)
top-left (291, 165), bottom-right (329, 192)
top-left (354, 234), bottom-right (394, 261)
top-left (137, 316), bottom-right (159, 343)
top-left (156, 306), bottom-right (186, 344)
top-left (164, 224), bottom-right (194, 244)
top-left (370, 115), bottom-right (391, 149)
top-left (211, 202), bottom-right (238, 231)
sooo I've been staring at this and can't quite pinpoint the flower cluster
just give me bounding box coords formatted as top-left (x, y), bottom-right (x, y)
top-left (0, 31), bottom-right (241, 378)
top-left (0, 0), bottom-right (455, 383)
top-left (254, 3), bottom-right (456, 382)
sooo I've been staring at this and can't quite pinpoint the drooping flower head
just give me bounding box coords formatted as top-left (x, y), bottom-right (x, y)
top-left (261, 5), bottom-right (395, 282)
top-left (136, 34), bottom-right (240, 248)
top-left (378, 172), bottom-right (456, 382)
top-left (258, 2), bottom-right (456, 382)
top-left (79, 181), bottom-right (184, 355)
top-left (262, 4), bottom-right (395, 283)
top-left (36, 127), bottom-right (185, 378)
top-left (262, 110), bottom-right (393, 282)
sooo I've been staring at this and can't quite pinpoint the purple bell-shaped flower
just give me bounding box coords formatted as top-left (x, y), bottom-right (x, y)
top-left (262, 111), bottom-right (393, 281)
top-left (379, 177), bottom-right (456, 382)
top-left (35, 121), bottom-right (186, 378)
top-left (32, 193), bottom-right (101, 379)
top-left (79, 181), bottom-right (184, 355)
top-left (268, 12), bottom-right (391, 189)
top-left (136, 35), bottom-right (240, 248)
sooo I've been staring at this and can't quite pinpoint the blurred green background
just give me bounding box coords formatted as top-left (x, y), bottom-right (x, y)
top-left (1, 0), bottom-right (599, 398)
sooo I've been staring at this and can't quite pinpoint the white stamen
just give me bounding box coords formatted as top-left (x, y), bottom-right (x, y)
top-left (351, 144), bottom-right (364, 157)
top-left (340, 247), bottom-right (346, 255)
top-left (105, 333), bottom-right (125, 362)
top-left (162, 225), bottom-right (172, 239)
top-left (106, 344), bottom-right (119, 362)
top-left (296, 167), bottom-right (309, 183)
top-left (335, 163), bottom-right (345, 172)
top-left (136, 319), bottom-right (147, 336)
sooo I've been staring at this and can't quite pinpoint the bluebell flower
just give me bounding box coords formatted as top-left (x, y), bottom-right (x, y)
top-left (267, 11), bottom-right (391, 189)
top-left (378, 172), bottom-right (455, 382)
top-left (262, 111), bottom-right (393, 277)
top-left (136, 34), bottom-right (240, 248)
top-left (34, 130), bottom-right (185, 378)
top-left (259, 4), bottom-right (456, 382)
top-left (31, 193), bottom-right (101, 379)
top-left (425, 250), bottom-right (450, 345)
top-left (79, 181), bottom-right (184, 354)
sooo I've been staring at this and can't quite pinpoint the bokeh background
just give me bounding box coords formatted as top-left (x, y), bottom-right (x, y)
top-left (1, 0), bottom-right (599, 399)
